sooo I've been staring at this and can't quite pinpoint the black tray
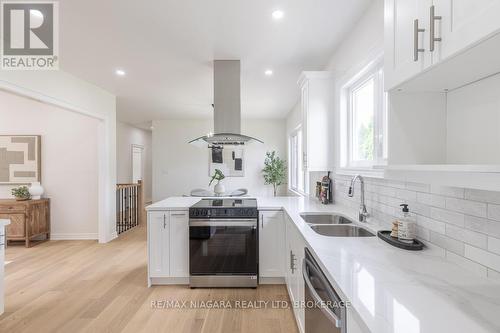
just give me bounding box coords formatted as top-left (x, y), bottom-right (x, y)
top-left (377, 230), bottom-right (424, 251)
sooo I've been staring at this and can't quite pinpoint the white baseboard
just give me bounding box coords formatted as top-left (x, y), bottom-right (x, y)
top-left (50, 233), bottom-right (98, 240)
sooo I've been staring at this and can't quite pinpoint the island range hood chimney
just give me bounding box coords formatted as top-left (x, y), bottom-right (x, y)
top-left (188, 60), bottom-right (263, 147)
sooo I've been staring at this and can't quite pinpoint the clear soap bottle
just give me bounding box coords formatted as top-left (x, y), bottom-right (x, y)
top-left (397, 204), bottom-right (415, 243)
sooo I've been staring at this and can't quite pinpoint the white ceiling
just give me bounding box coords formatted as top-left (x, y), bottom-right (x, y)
top-left (59, 0), bottom-right (371, 125)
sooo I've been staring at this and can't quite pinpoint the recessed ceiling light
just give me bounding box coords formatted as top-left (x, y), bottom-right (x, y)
top-left (115, 69), bottom-right (126, 76)
top-left (272, 10), bottom-right (284, 20)
top-left (265, 69), bottom-right (273, 76)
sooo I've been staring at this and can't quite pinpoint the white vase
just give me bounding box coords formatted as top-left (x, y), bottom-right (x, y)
top-left (29, 182), bottom-right (44, 199)
top-left (214, 182), bottom-right (225, 195)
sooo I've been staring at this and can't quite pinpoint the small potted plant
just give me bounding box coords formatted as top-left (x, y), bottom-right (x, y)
top-left (11, 186), bottom-right (31, 201)
top-left (209, 169), bottom-right (226, 195)
top-left (262, 151), bottom-right (286, 197)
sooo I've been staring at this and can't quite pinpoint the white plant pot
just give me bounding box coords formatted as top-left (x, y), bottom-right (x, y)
top-left (214, 182), bottom-right (225, 195)
top-left (29, 182), bottom-right (44, 200)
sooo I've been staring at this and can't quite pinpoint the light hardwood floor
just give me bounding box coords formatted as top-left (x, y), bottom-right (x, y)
top-left (0, 224), bottom-right (299, 333)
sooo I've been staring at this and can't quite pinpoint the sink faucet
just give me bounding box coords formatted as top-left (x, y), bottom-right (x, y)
top-left (348, 175), bottom-right (368, 222)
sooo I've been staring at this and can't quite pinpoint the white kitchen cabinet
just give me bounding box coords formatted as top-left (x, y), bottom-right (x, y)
top-left (169, 211), bottom-right (189, 278)
top-left (285, 216), bottom-right (306, 333)
top-left (259, 210), bottom-right (286, 280)
top-left (148, 211), bottom-right (170, 278)
top-left (433, 0), bottom-right (500, 62)
top-left (347, 307), bottom-right (371, 333)
top-left (0, 221), bottom-right (6, 315)
top-left (385, 0), bottom-right (433, 90)
top-left (384, 0), bottom-right (500, 91)
top-left (298, 72), bottom-right (335, 173)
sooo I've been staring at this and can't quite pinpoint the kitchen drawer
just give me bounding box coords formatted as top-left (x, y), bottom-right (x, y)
top-left (0, 205), bottom-right (26, 213)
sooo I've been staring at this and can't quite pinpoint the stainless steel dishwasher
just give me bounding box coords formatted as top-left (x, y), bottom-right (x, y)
top-left (303, 248), bottom-right (346, 333)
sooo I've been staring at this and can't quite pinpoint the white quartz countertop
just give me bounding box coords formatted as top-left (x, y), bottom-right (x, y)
top-left (146, 196), bottom-right (500, 333)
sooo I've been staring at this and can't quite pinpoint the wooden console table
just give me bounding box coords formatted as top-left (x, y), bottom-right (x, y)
top-left (0, 199), bottom-right (50, 247)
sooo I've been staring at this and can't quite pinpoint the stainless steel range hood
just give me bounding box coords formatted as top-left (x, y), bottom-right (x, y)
top-left (188, 60), bottom-right (263, 147)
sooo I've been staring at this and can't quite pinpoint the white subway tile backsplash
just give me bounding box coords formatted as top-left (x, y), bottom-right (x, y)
top-left (333, 174), bottom-right (500, 275)
top-left (395, 189), bottom-right (417, 202)
top-left (416, 192), bottom-right (446, 208)
top-left (417, 215), bottom-right (445, 234)
top-left (488, 204), bottom-right (500, 221)
top-left (430, 185), bottom-right (465, 199)
top-left (465, 189), bottom-right (500, 205)
top-left (430, 232), bottom-right (465, 255)
top-left (445, 224), bottom-right (487, 249)
top-left (446, 251), bottom-right (488, 277)
top-left (465, 245), bottom-right (500, 272)
top-left (431, 207), bottom-right (465, 227)
top-left (487, 236), bottom-right (500, 255)
top-left (406, 182), bottom-right (430, 193)
top-left (445, 198), bottom-right (487, 218)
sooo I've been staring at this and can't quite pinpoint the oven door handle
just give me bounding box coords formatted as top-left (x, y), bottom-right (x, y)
top-left (189, 220), bottom-right (257, 227)
top-left (302, 258), bottom-right (342, 329)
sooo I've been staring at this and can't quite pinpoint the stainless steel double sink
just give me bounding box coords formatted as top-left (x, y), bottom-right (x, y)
top-left (300, 213), bottom-right (375, 237)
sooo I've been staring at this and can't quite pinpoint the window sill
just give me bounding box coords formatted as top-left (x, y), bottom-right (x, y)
top-left (336, 166), bottom-right (385, 179)
top-left (288, 188), bottom-right (307, 197)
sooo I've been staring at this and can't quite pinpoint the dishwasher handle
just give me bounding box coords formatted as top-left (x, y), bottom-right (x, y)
top-left (302, 258), bottom-right (342, 329)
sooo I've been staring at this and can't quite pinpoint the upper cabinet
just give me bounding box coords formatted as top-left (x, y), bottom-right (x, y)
top-left (298, 72), bottom-right (335, 172)
top-left (385, 0), bottom-right (500, 91)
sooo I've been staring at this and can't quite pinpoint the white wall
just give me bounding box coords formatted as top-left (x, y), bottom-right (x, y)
top-left (0, 90), bottom-right (99, 239)
top-left (447, 73), bottom-right (500, 164)
top-left (0, 70), bottom-right (116, 242)
top-left (117, 122), bottom-right (153, 202)
top-left (152, 118), bottom-right (286, 200)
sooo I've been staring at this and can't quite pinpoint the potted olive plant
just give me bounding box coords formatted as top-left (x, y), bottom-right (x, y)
top-left (11, 186), bottom-right (31, 201)
top-left (262, 151), bottom-right (286, 197)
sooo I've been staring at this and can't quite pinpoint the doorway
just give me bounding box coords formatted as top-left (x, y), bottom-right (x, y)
top-left (132, 145), bottom-right (144, 183)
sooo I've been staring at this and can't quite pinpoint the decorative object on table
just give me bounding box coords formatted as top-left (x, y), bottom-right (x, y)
top-left (397, 204), bottom-right (416, 243)
top-left (315, 181), bottom-right (322, 199)
top-left (319, 171), bottom-right (333, 204)
top-left (209, 169), bottom-right (226, 195)
top-left (209, 147), bottom-right (245, 177)
top-left (229, 188), bottom-right (248, 197)
top-left (11, 186), bottom-right (31, 201)
top-left (377, 230), bottom-right (424, 251)
top-left (0, 135), bottom-right (41, 184)
top-left (28, 182), bottom-right (44, 199)
top-left (390, 220), bottom-right (399, 237)
top-left (0, 198), bottom-right (50, 247)
top-left (262, 151), bottom-right (286, 197)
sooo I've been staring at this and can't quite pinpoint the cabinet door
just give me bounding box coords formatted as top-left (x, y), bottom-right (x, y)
top-left (292, 229), bottom-right (306, 333)
top-left (169, 211), bottom-right (189, 278)
top-left (0, 226), bottom-right (4, 315)
top-left (433, 0), bottom-right (500, 62)
top-left (259, 210), bottom-right (285, 278)
top-left (385, 0), bottom-right (433, 90)
top-left (148, 211), bottom-right (169, 277)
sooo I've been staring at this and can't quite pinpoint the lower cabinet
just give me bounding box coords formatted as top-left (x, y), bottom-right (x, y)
top-left (259, 210), bottom-right (286, 280)
top-left (148, 210), bottom-right (189, 285)
top-left (285, 215), bottom-right (306, 333)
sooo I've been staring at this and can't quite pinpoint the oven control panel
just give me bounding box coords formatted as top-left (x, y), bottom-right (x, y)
top-left (189, 207), bottom-right (258, 219)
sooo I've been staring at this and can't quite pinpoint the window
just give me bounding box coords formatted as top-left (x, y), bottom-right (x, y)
top-left (289, 127), bottom-right (305, 194)
top-left (343, 59), bottom-right (387, 168)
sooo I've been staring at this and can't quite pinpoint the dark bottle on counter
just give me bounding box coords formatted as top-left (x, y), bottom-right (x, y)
top-left (320, 172), bottom-right (333, 204)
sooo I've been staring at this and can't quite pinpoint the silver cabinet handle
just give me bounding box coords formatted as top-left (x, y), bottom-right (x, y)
top-left (171, 212), bottom-right (186, 216)
top-left (261, 215), bottom-right (264, 229)
top-left (429, 5), bottom-right (442, 52)
top-left (290, 251), bottom-right (297, 273)
top-left (163, 214), bottom-right (166, 229)
top-left (413, 19), bottom-right (425, 61)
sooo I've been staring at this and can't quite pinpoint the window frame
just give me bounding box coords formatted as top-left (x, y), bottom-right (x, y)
top-left (288, 126), bottom-right (305, 195)
top-left (342, 57), bottom-right (387, 170)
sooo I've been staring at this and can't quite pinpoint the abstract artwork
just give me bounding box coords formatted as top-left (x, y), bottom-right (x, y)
top-left (0, 135), bottom-right (41, 184)
top-left (209, 147), bottom-right (244, 177)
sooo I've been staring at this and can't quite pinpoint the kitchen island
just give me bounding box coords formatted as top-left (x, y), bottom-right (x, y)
top-left (146, 196), bottom-right (500, 333)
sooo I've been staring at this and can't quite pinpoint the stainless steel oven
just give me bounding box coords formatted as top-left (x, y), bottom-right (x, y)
top-left (189, 199), bottom-right (258, 288)
top-left (303, 248), bottom-right (346, 333)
